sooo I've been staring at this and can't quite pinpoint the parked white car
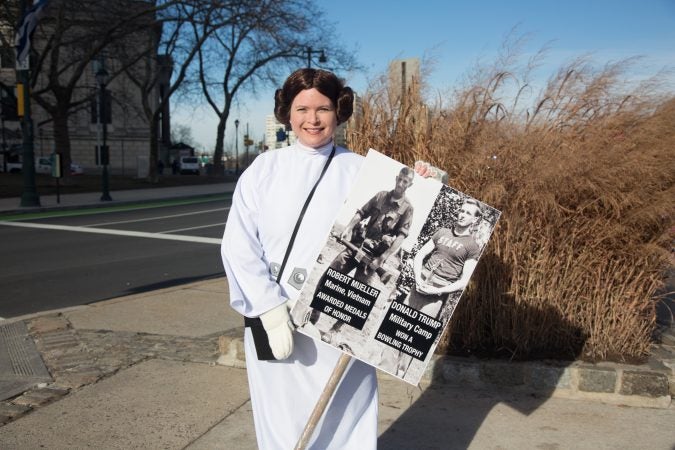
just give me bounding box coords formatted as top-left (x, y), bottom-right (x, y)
top-left (35, 156), bottom-right (84, 175)
top-left (179, 156), bottom-right (200, 175)
top-left (1, 160), bottom-right (21, 173)
top-left (1, 155), bottom-right (83, 175)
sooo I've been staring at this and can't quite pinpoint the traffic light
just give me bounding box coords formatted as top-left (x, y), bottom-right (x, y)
top-left (16, 84), bottom-right (25, 117)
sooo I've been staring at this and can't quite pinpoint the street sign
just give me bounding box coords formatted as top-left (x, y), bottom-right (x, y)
top-left (50, 152), bottom-right (62, 178)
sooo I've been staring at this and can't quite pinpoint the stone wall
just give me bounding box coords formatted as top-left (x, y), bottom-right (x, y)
top-left (424, 354), bottom-right (673, 409)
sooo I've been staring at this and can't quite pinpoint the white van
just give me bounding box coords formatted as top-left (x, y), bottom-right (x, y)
top-left (179, 156), bottom-right (200, 175)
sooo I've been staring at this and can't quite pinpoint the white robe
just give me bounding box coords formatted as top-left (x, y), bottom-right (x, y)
top-left (221, 141), bottom-right (378, 449)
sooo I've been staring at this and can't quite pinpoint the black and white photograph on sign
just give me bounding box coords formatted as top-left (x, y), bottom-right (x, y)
top-left (290, 149), bottom-right (500, 385)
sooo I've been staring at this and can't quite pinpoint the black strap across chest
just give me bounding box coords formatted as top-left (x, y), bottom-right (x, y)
top-left (275, 144), bottom-right (336, 283)
top-left (244, 145), bottom-right (337, 360)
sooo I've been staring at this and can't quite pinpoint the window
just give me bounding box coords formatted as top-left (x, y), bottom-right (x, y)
top-left (0, 46), bottom-right (15, 69)
top-left (0, 84), bottom-right (18, 120)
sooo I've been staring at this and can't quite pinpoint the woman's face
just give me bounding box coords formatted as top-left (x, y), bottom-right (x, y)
top-left (289, 88), bottom-right (337, 148)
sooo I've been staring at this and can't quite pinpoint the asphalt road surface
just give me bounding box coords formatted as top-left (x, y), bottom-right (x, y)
top-left (0, 197), bottom-right (231, 318)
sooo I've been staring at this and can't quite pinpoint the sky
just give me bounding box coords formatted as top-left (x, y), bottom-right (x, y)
top-left (172, 0), bottom-right (675, 153)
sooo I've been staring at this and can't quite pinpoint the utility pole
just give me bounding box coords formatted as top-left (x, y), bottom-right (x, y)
top-left (95, 58), bottom-right (112, 201)
top-left (234, 119), bottom-right (239, 175)
top-left (1, 91), bottom-right (7, 173)
top-left (245, 122), bottom-right (249, 168)
top-left (16, 0), bottom-right (40, 207)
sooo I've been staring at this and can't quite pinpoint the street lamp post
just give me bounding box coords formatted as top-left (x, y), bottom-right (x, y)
top-left (245, 122), bottom-right (249, 169)
top-left (234, 119), bottom-right (240, 175)
top-left (14, 0), bottom-right (39, 207)
top-left (95, 62), bottom-right (112, 201)
top-left (0, 93), bottom-right (6, 173)
top-left (305, 47), bottom-right (327, 68)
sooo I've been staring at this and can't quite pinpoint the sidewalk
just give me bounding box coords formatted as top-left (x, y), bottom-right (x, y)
top-left (0, 184), bottom-right (674, 448)
top-left (0, 278), bottom-right (671, 449)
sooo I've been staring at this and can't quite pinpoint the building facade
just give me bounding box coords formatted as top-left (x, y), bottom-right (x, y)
top-left (1, 2), bottom-right (165, 176)
top-left (264, 114), bottom-right (296, 149)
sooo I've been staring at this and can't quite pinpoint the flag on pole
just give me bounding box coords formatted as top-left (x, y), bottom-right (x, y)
top-left (14, 0), bottom-right (50, 70)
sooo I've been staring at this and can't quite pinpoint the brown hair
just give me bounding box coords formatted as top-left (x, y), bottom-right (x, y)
top-left (463, 198), bottom-right (483, 219)
top-left (274, 68), bottom-right (354, 125)
top-left (398, 166), bottom-right (414, 180)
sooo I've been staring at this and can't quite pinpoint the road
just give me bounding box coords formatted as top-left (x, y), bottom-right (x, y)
top-left (0, 197), bottom-right (231, 318)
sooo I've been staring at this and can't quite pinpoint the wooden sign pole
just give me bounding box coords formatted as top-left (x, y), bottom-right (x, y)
top-left (294, 353), bottom-right (352, 450)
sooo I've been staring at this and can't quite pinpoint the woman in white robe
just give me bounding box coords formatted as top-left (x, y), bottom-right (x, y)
top-left (221, 68), bottom-right (439, 449)
top-left (222, 69), bottom-right (378, 449)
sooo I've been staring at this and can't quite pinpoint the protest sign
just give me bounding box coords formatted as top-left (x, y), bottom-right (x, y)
top-left (290, 149), bottom-right (501, 385)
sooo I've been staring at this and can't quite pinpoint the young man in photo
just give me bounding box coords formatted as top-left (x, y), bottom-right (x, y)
top-left (309, 167), bottom-right (415, 340)
top-left (407, 198), bottom-right (483, 318)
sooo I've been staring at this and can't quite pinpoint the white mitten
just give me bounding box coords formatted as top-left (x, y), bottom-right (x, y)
top-left (259, 303), bottom-right (294, 360)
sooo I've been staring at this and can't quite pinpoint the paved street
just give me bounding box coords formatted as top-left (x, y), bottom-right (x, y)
top-left (0, 196), bottom-right (231, 318)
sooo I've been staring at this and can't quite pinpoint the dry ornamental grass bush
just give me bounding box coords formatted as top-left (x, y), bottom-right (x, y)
top-left (347, 51), bottom-right (674, 363)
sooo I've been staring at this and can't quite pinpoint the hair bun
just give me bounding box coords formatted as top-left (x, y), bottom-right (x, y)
top-left (336, 87), bottom-right (354, 124)
top-left (274, 88), bottom-right (290, 125)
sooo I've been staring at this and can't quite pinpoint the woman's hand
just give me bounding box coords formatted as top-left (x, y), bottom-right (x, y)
top-left (259, 302), bottom-right (294, 360)
top-left (414, 160), bottom-right (448, 183)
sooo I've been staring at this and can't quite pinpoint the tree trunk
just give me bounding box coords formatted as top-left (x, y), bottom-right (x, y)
top-left (213, 119), bottom-right (226, 174)
top-left (148, 115), bottom-right (159, 183)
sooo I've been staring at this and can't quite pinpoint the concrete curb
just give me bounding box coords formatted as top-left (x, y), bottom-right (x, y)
top-left (426, 355), bottom-right (672, 409)
top-left (0, 276), bottom-right (224, 326)
top-left (215, 333), bottom-right (674, 409)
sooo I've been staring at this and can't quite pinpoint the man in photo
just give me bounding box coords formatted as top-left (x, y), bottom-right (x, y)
top-left (330, 166), bottom-right (415, 286)
top-left (309, 167), bottom-right (415, 337)
top-left (407, 198), bottom-right (483, 319)
top-left (389, 198), bottom-right (483, 379)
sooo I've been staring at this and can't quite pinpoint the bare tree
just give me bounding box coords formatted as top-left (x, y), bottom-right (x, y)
top-left (122, 0), bottom-right (237, 181)
top-left (2, 0), bottom-right (224, 182)
top-left (171, 122), bottom-right (195, 147)
top-left (15, 0), bottom-right (182, 179)
top-left (191, 0), bottom-right (359, 172)
top-left (8, 0), bottom-right (356, 182)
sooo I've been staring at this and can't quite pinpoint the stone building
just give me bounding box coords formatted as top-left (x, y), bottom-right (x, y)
top-left (0, 2), bottom-right (168, 176)
top-left (388, 58), bottom-right (421, 105)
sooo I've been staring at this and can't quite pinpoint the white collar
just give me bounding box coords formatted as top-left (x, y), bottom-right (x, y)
top-left (294, 140), bottom-right (335, 156)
